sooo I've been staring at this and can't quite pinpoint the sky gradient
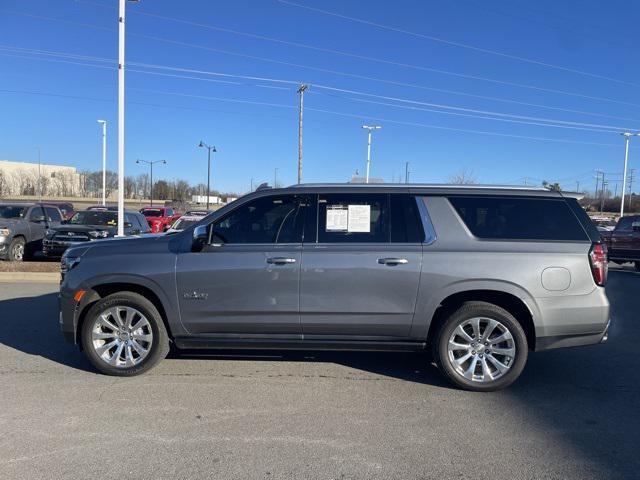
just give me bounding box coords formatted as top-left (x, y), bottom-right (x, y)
top-left (1, 0), bottom-right (639, 194)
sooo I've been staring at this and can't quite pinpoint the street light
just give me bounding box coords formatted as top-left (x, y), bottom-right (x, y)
top-left (198, 141), bottom-right (216, 211)
top-left (136, 159), bottom-right (166, 207)
top-left (620, 132), bottom-right (640, 218)
top-left (97, 120), bottom-right (107, 206)
top-left (362, 125), bottom-right (382, 183)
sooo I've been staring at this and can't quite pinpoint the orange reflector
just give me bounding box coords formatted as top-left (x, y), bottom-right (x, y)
top-left (74, 290), bottom-right (87, 302)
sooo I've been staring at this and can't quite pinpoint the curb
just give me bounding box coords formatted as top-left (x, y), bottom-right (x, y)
top-left (0, 272), bottom-right (60, 283)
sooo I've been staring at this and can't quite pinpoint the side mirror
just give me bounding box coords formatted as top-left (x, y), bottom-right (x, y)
top-left (193, 225), bottom-right (208, 249)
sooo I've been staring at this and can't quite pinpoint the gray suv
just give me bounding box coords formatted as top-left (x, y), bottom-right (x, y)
top-left (0, 203), bottom-right (63, 261)
top-left (59, 185), bottom-right (610, 391)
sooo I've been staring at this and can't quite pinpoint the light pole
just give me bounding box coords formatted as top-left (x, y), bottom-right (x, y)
top-left (405, 161), bottom-right (410, 183)
top-left (97, 120), bottom-right (107, 205)
top-left (117, 0), bottom-right (140, 236)
top-left (362, 125), bottom-right (381, 183)
top-left (274, 168), bottom-right (279, 188)
top-left (250, 178), bottom-right (254, 192)
top-left (297, 84), bottom-right (308, 184)
top-left (198, 141), bottom-right (216, 211)
top-left (136, 159), bottom-right (166, 207)
top-left (620, 132), bottom-right (640, 218)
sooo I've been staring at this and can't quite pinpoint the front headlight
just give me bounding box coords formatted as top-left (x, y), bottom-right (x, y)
top-left (60, 255), bottom-right (81, 274)
top-left (0, 228), bottom-right (11, 237)
top-left (88, 230), bottom-right (109, 238)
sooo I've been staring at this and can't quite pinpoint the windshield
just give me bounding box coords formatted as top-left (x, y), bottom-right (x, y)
top-left (170, 218), bottom-right (199, 231)
top-left (69, 211), bottom-right (117, 226)
top-left (142, 209), bottom-right (163, 217)
top-left (0, 206), bottom-right (27, 219)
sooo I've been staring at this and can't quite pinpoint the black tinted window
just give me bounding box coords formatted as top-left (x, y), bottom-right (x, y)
top-left (449, 196), bottom-right (588, 241)
top-left (615, 216), bottom-right (638, 232)
top-left (391, 195), bottom-right (424, 243)
top-left (212, 195), bottom-right (304, 244)
top-left (318, 194), bottom-right (389, 243)
top-left (45, 207), bottom-right (61, 222)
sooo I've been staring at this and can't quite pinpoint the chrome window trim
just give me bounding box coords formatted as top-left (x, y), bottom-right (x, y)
top-left (415, 196), bottom-right (437, 246)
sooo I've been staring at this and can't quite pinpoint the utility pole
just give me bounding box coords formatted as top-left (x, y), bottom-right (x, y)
top-left (405, 162), bottom-right (410, 183)
top-left (620, 132), bottom-right (640, 218)
top-left (136, 159), bottom-right (166, 207)
top-left (594, 170), bottom-right (601, 201)
top-left (250, 178), bottom-right (254, 192)
top-left (576, 181), bottom-right (580, 193)
top-left (198, 141), bottom-right (216, 211)
top-left (97, 120), bottom-right (107, 205)
top-left (600, 176), bottom-right (607, 213)
top-left (297, 84), bottom-right (308, 184)
top-left (274, 168), bottom-right (279, 188)
top-left (362, 125), bottom-right (381, 183)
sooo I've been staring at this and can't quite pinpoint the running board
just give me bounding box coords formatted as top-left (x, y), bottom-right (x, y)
top-left (174, 336), bottom-right (426, 352)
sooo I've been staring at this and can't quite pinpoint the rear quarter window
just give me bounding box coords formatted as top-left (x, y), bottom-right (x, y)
top-left (448, 196), bottom-right (589, 241)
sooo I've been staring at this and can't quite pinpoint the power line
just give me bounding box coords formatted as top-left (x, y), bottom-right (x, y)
top-left (277, 0), bottom-right (640, 88)
top-left (9, 8), bottom-right (640, 109)
top-left (3, 44), bottom-right (633, 133)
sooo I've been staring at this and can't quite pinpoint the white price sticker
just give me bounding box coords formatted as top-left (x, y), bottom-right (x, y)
top-left (347, 205), bottom-right (371, 232)
top-left (326, 205), bottom-right (348, 231)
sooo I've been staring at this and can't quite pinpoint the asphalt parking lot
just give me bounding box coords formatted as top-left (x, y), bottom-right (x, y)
top-left (0, 267), bottom-right (638, 480)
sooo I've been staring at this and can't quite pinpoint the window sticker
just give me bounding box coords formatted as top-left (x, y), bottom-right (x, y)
top-left (347, 204), bottom-right (371, 232)
top-left (326, 205), bottom-right (348, 231)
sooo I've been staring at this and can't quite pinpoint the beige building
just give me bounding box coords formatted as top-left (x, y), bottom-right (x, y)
top-left (0, 160), bottom-right (81, 197)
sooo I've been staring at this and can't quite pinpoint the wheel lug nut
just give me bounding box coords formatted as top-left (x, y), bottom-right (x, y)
top-left (472, 350), bottom-right (476, 355)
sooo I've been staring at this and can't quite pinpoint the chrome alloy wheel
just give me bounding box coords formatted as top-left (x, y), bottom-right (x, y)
top-left (447, 317), bottom-right (516, 383)
top-left (91, 306), bottom-right (153, 368)
top-left (12, 243), bottom-right (24, 261)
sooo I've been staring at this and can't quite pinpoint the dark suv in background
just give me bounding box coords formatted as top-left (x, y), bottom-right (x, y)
top-left (600, 214), bottom-right (640, 271)
top-left (0, 203), bottom-right (63, 261)
top-left (58, 184), bottom-right (609, 391)
top-left (43, 209), bottom-right (150, 258)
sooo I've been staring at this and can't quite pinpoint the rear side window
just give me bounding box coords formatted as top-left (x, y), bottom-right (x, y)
top-left (448, 196), bottom-right (589, 241)
top-left (45, 207), bottom-right (62, 222)
top-left (390, 195), bottom-right (424, 243)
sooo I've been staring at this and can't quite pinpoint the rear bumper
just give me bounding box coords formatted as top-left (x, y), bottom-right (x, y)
top-left (534, 287), bottom-right (610, 351)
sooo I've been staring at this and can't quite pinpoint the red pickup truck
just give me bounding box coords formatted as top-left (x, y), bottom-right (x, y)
top-left (139, 207), bottom-right (181, 233)
top-left (600, 215), bottom-right (640, 271)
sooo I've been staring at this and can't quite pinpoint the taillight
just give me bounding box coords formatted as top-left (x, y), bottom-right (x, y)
top-left (589, 242), bottom-right (608, 286)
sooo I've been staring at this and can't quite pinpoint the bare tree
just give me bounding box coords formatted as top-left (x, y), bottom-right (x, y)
top-left (448, 169), bottom-right (477, 185)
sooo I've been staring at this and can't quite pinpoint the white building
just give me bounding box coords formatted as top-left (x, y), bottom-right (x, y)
top-left (0, 160), bottom-right (81, 197)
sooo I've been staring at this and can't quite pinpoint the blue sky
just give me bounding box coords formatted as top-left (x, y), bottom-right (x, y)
top-left (0, 0), bottom-right (639, 194)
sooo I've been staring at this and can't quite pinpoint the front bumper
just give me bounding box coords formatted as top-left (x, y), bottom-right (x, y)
top-left (43, 238), bottom-right (90, 257)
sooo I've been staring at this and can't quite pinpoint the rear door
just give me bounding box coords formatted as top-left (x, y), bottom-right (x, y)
top-left (299, 192), bottom-right (423, 339)
top-left (176, 194), bottom-right (309, 335)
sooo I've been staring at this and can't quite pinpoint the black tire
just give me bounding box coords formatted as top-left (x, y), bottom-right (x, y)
top-left (81, 292), bottom-right (170, 376)
top-left (7, 237), bottom-right (26, 262)
top-left (433, 301), bottom-right (528, 392)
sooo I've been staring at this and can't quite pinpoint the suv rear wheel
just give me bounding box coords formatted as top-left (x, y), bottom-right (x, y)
top-left (81, 292), bottom-right (170, 376)
top-left (433, 301), bottom-right (528, 392)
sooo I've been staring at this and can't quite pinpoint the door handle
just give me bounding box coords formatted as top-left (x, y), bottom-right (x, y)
top-left (377, 257), bottom-right (409, 265)
top-left (266, 257), bottom-right (297, 264)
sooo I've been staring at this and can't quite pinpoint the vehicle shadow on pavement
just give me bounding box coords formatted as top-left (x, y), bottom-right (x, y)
top-left (499, 269), bottom-right (640, 479)
top-left (0, 292), bottom-right (92, 372)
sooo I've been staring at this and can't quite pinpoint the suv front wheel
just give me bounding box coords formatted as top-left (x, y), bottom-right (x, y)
top-left (81, 292), bottom-right (170, 376)
top-left (434, 301), bottom-right (528, 392)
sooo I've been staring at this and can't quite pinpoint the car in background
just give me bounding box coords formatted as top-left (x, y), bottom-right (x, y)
top-left (184, 209), bottom-right (210, 216)
top-left (140, 207), bottom-right (181, 233)
top-left (43, 209), bottom-right (150, 258)
top-left (0, 203), bottom-right (63, 261)
top-left (600, 215), bottom-right (640, 271)
top-left (166, 212), bottom-right (208, 233)
top-left (86, 205), bottom-right (119, 211)
top-left (591, 216), bottom-right (617, 233)
top-left (44, 202), bottom-right (75, 221)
